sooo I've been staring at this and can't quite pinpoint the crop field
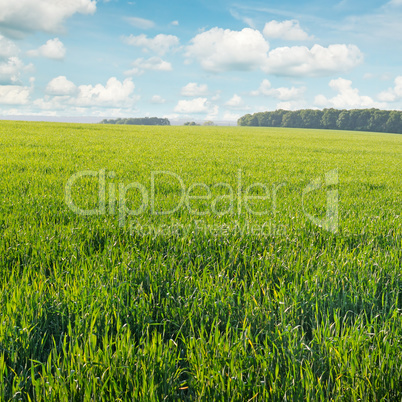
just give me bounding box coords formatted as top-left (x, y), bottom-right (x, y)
top-left (0, 120), bottom-right (401, 401)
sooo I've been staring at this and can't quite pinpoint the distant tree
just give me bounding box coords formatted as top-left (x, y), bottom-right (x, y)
top-left (184, 121), bottom-right (200, 126)
top-left (355, 109), bottom-right (372, 131)
top-left (368, 109), bottom-right (390, 132)
top-left (237, 114), bottom-right (258, 126)
top-left (203, 121), bottom-right (215, 126)
top-left (100, 117), bottom-right (170, 126)
top-left (268, 110), bottom-right (285, 127)
top-left (237, 108), bottom-right (402, 134)
top-left (282, 110), bottom-right (303, 128)
top-left (300, 109), bottom-right (323, 129)
top-left (321, 108), bottom-right (341, 129)
top-left (386, 111), bottom-right (402, 133)
top-left (237, 114), bottom-right (251, 126)
top-left (257, 112), bottom-right (273, 127)
top-left (336, 110), bottom-right (351, 130)
top-left (347, 110), bottom-right (361, 131)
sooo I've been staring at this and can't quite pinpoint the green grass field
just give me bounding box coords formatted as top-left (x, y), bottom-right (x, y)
top-left (0, 120), bottom-right (401, 401)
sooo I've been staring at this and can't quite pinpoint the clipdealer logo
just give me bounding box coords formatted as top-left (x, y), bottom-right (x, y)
top-left (65, 168), bottom-right (339, 233)
top-left (65, 169), bottom-right (286, 227)
top-left (302, 169), bottom-right (339, 234)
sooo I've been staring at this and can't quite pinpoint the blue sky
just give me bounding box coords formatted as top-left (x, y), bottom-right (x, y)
top-left (1, 0), bottom-right (402, 123)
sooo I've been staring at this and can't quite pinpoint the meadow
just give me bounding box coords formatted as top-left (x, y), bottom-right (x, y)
top-left (0, 120), bottom-right (401, 401)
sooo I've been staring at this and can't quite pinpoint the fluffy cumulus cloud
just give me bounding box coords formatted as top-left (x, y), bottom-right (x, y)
top-left (276, 100), bottom-right (307, 111)
top-left (0, 84), bottom-right (31, 104)
top-left (174, 97), bottom-right (219, 120)
top-left (0, 56), bottom-right (32, 84)
top-left (0, 35), bottom-right (31, 85)
top-left (206, 105), bottom-right (219, 120)
top-left (122, 34), bottom-right (179, 55)
top-left (46, 76), bottom-right (77, 96)
top-left (75, 77), bottom-right (138, 107)
top-left (180, 82), bottom-right (208, 97)
top-left (378, 76), bottom-right (402, 102)
top-left (315, 78), bottom-right (386, 109)
top-left (264, 44), bottom-right (363, 77)
top-left (225, 94), bottom-right (247, 110)
top-left (0, 0), bottom-right (96, 37)
top-left (263, 20), bottom-right (312, 41)
top-left (174, 97), bottom-right (218, 115)
top-left (251, 79), bottom-right (306, 100)
top-left (27, 38), bottom-right (66, 60)
top-left (125, 57), bottom-right (172, 76)
top-left (187, 28), bottom-right (362, 77)
top-left (125, 17), bottom-right (155, 29)
top-left (0, 35), bottom-right (19, 58)
top-left (223, 111), bottom-right (242, 122)
top-left (37, 77), bottom-right (139, 110)
top-left (174, 98), bottom-right (208, 114)
top-left (186, 27), bottom-right (270, 73)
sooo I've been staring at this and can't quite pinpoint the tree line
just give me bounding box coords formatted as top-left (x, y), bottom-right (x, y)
top-left (100, 117), bottom-right (170, 126)
top-left (237, 108), bottom-right (402, 134)
top-left (184, 121), bottom-right (215, 126)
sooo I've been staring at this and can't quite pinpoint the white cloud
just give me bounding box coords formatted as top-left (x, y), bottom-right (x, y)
top-left (151, 95), bottom-right (166, 104)
top-left (276, 100), bottom-right (308, 110)
top-left (38, 77), bottom-right (139, 110)
top-left (378, 76), bottom-right (402, 102)
top-left (229, 9), bottom-right (256, 28)
top-left (27, 38), bottom-right (66, 60)
top-left (171, 20), bottom-right (179, 26)
top-left (251, 79), bottom-right (306, 100)
top-left (180, 82), bottom-right (208, 97)
top-left (0, 0), bottom-right (96, 37)
top-left (225, 94), bottom-right (247, 109)
top-left (206, 105), bottom-right (219, 120)
top-left (387, 0), bottom-right (402, 6)
top-left (211, 91), bottom-right (221, 101)
top-left (75, 77), bottom-right (138, 107)
top-left (122, 34), bottom-right (179, 55)
top-left (125, 17), bottom-right (155, 29)
top-left (264, 44), bottom-right (363, 77)
top-left (0, 84), bottom-right (31, 104)
top-left (364, 73), bottom-right (392, 81)
top-left (223, 111), bottom-right (242, 121)
top-left (363, 73), bottom-right (375, 80)
top-left (338, 4), bottom-right (402, 43)
top-left (32, 97), bottom-right (65, 111)
top-left (174, 98), bottom-right (210, 114)
top-left (315, 78), bottom-right (386, 109)
top-left (46, 76), bottom-right (77, 96)
top-left (186, 27), bottom-right (362, 77)
top-left (124, 57), bottom-right (172, 75)
top-left (0, 35), bottom-right (19, 58)
top-left (186, 27), bottom-right (270, 73)
top-left (0, 56), bottom-right (32, 84)
top-left (263, 20), bottom-right (312, 41)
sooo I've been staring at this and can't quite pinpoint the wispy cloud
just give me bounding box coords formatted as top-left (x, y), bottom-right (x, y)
top-left (122, 33), bottom-right (179, 55)
top-left (125, 16), bottom-right (155, 29)
top-left (124, 57), bottom-right (172, 76)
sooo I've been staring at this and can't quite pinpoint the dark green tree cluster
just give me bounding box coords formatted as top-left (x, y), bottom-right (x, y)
top-left (100, 117), bottom-right (170, 126)
top-left (184, 121), bottom-right (200, 126)
top-left (238, 108), bottom-right (402, 134)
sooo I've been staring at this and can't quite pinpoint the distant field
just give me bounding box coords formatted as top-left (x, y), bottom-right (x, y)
top-left (0, 121), bottom-right (401, 401)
